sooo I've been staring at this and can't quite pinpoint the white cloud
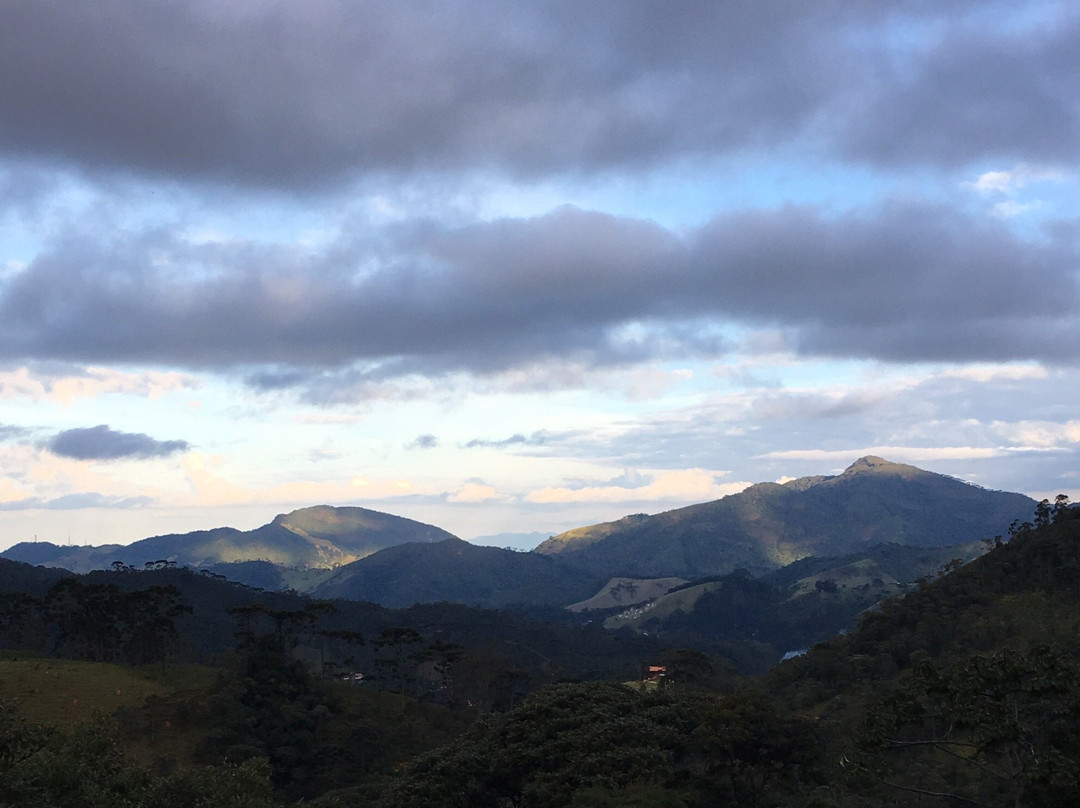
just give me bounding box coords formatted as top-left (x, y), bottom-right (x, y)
top-left (940, 363), bottom-right (1048, 383)
top-left (176, 452), bottom-right (435, 509)
top-left (448, 483), bottom-right (501, 503)
top-left (991, 200), bottom-right (1040, 219)
top-left (991, 420), bottom-right (1080, 449)
top-left (758, 446), bottom-right (1007, 463)
top-left (526, 468), bottom-right (747, 505)
top-left (968, 164), bottom-right (1067, 196)
top-left (292, 412), bottom-right (366, 425)
top-left (0, 443), bottom-right (164, 506)
top-left (0, 366), bottom-right (198, 407)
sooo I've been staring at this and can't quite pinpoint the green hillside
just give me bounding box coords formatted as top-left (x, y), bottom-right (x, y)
top-left (765, 497), bottom-right (1080, 805)
top-left (599, 542), bottom-right (986, 659)
top-left (566, 576), bottom-right (688, 612)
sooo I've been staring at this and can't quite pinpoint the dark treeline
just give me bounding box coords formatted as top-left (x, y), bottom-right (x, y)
top-left (0, 579), bottom-right (189, 665)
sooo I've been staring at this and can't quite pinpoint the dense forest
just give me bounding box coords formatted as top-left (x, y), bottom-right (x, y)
top-left (1, 497), bottom-right (1077, 806)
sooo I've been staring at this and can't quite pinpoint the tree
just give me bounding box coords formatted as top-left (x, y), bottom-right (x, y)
top-left (425, 640), bottom-right (464, 697)
top-left (373, 626), bottom-right (424, 704)
top-left (123, 585), bottom-right (192, 667)
top-left (0, 699), bottom-right (278, 808)
top-left (688, 689), bottom-right (822, 808)
top-left (850, 647), bottom-right (1080, 807)
top-left (381, 682), bottom-right (823, 808)
top-left (1052, 494), bottom-right (1071, 523)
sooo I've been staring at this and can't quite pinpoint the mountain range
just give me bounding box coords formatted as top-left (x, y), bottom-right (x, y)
top-left (1, 457), bottom-right (1035, 611)
top-left (0, 475), bottom-right (1071, 807)
top-left (1, 505), bottom-right (455, 574)
top-left (535, 456), bottom-right (1033, 578)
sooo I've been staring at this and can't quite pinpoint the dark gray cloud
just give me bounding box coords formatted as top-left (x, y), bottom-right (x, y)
top-left (46, 425), bottom-right (189, 460)
top-left (839, 14), bottom-right (1080, 168)
top-left (0, 2), bottom-right (1074, 188)
top-left (1, 200), bottom-right (1076, 387)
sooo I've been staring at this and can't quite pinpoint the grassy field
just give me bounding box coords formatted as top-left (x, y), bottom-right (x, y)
top-left (0, 652), bottom-right (219, 727)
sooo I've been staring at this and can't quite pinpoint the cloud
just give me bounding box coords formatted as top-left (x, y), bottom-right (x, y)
top-left (0, 365), bottom-right (198, 406)
top-left (969, 164), bottom-right (1068, 196)
top-left (526, 468), bottom-right (746, 505)
top-left (837, 14), bottom-right (1080, 168)
top-left (464, 431), bottom-right (556, 450)
top-left (756, 446), bottom-right (1029, 464)
top-left (751, 388), bottom-right (890, 421)
top-left (0, 424), bottom-right (28, 442)
top-left (505, 361), bottom-right (1080, 484)
top-left (940, 364), bottom-right (1049, 384)
top-left (46, 425), bottom-right (190, 460)
top-left (0, 492), bottom-right (153, 511)
top-left (991, 200), bottom-right (1041, 219)
top-left (448, 483), bottom-right (500, 503)
top-left (291, 412), bottom-right (365, 426)
top-left (178, 451), bottom-right (434, 510)
top-left (990, 420), bottom-right (1080, 448)
top-left (2, 199), bottom-right (1076, 392)
top-left (408, 433), bottom-right (438, 450)
top-left (1, 3), bottom-right (1077, 189)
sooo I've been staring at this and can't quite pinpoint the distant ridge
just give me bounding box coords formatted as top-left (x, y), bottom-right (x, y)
top-left (1, 458), bottom-right (1037, 607)
top-left (535, 456), bottom-right (1034, 580)
top-left (1, 506), bottom-right (457, 574)
top-left (311, 537), bottom-right (601, 608)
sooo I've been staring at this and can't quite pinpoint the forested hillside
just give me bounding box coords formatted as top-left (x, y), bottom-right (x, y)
top-left (359, 497), bottom-right (1080, 807)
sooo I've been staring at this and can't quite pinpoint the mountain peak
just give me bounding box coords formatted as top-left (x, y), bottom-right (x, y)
top-left (842, 456), bottom-right (920, 476)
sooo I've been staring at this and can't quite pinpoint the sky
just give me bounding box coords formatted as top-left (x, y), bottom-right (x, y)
top-left (1, 1), bottom-right (1078, 551)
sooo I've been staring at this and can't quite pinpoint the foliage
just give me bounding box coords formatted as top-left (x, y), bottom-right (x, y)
top-left (0, 579), bottom-right (189, 665)
top-left (769, 499), bottom-right (1080, 711)
top-left (848, 647), bottom-right (1080, 806)
top-left (381, 682), bottom-right (822, 808)
top-left (0, 698), bottom-right (278, 807)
